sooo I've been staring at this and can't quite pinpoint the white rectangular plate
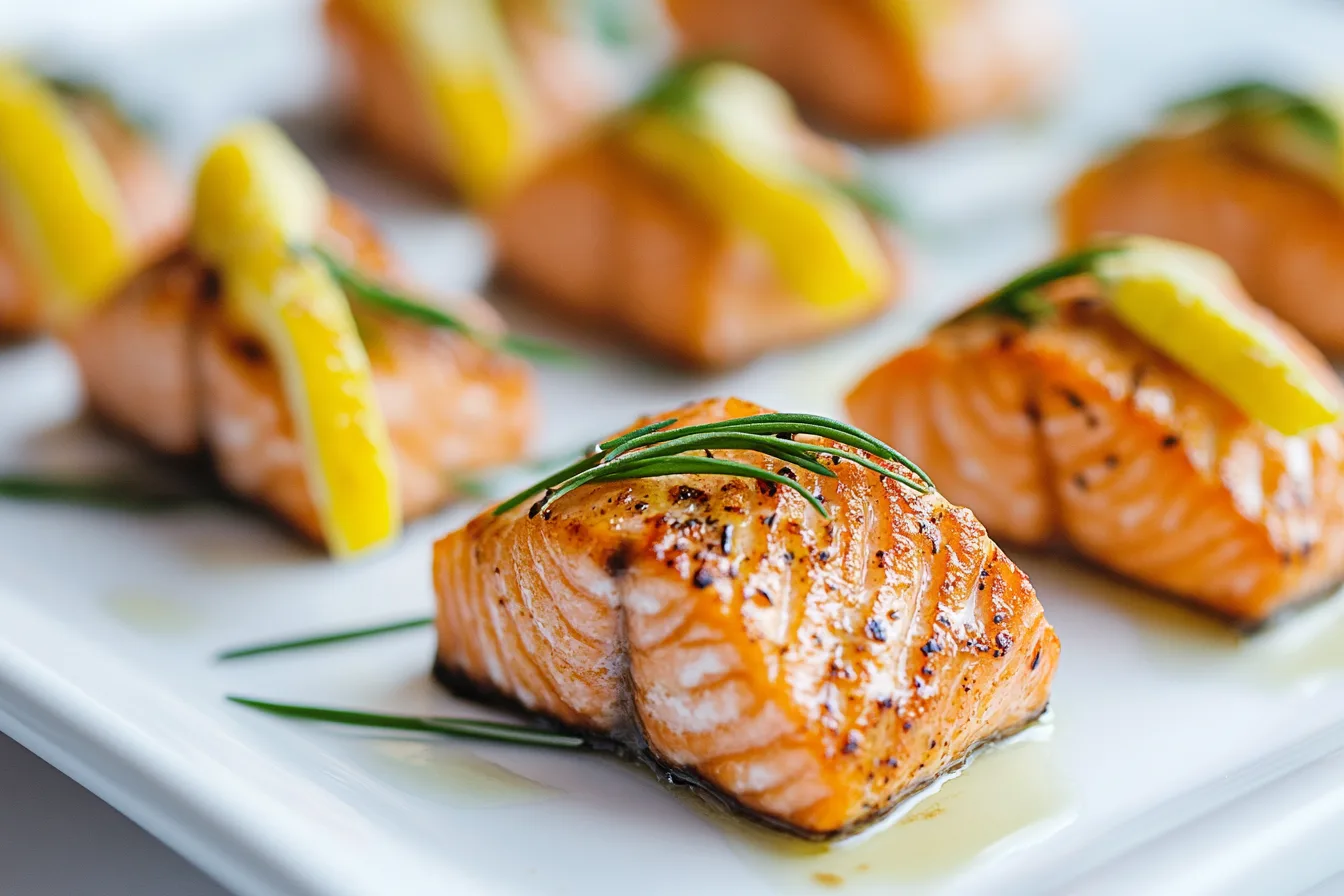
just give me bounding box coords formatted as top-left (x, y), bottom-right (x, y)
top-left (4, 2), bottom-right (1344, 894)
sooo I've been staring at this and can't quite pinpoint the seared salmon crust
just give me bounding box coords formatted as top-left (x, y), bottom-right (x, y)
top-left (433, 397), bottom-right (1058, 837)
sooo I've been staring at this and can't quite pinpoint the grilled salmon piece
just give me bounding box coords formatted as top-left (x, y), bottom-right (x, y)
top-left (200, 297), bottom-right (534, 542)
top-left (66, 199), bottom-right (535, 541)
top-left (847, 279), bottom-right (1344, 624)
top-left (65, 250), bottom-right (205, 455)
top-left (323, 0), bottom-right (609, 202)
top-left (0, 85), bottom-right (185, 336)
top-left (432, 397), bottom-right (1058, 837)
top-left (1061, 131), bottom-right (1344, 352)
top-left (492, 140), bottom-right (902, 368)
top-left (661, 0), bottom-right (1067, 138)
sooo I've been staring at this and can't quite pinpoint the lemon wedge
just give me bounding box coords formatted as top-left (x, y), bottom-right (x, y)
top-left (1094, 237), bottom-right (1341, 436)
top-left (0, 59), bottom-right (130, 321)
top-left (343, 0), bottom-right (536, 205)
top-left (620, 63), bottom-right (890, 309)
top-left (192, 121), bottom-right (401, 557)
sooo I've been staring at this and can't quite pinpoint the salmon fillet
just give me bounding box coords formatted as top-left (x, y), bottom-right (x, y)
top-left (65, 250), bottom-right (204, 455)
top-left (0, 92), bottom-right (186, 335)
top-left (847, 280), bottom-right (1344, 624)
top-left (491, 140), bottom-right (903, 368)
top-left (1061, 132), bottom-right (1344, 353)
top-left (432, 397), bottom-right (1058, 837)
top-left (661, 0), bottom-right (1067, 138)
top-left (65, 200), bottom-right (535, 542)
top-left (323, 0), bottom-right (608, 199)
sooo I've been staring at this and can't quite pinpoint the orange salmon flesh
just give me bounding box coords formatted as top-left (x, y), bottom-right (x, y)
top-left (66, 199), bottom-right (535, 546)
top-left (491, 137), bottom-right (904, 369)
top-left (662, 0), bottom-right (1067, 138)
top-left (848, 278), bottom-right (1344, 625)
top-left (0, 92), bottom-right (186, 336)
top-left (433, 397), bottom-right (1058, 837)
top-left (323, 0), bottom-right (611, 202)
top-left (1062, 132), bottom-right (1344, 353)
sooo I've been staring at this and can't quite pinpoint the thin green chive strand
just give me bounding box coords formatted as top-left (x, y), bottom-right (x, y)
top-left (227, 697), bottom-right (586, 749)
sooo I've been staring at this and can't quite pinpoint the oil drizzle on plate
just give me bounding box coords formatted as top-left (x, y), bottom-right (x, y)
top-left (1056, 556), bottom-right (1344, 695)
top-left (104, 589), bottom-right (202, 635)
top-left (1242, 593), bottom-right (1344, 695)
top-left (716, 723), bottom-right (1075, 892)
top-left (368, 739), bottom-right (562, 808)
top-left (1118, 580), bottom-right (1344, 694)
top-left (1124, 589), bottom-right (1244, 667)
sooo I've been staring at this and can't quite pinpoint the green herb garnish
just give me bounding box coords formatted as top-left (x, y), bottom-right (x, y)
top-left (629, 56), bottom-right (720, 120)
top-left (300, 246), bottom-right (575, 364)
top-left (967, 245), bottom-right (1124, 326)
top-left (0, 474), bottom-right (202, 512)
top-left (630, 60), bottom-right (907, 234)
top-left (494, 412), bottom-right (934, 519)
top-left (1167, 80), bottom-right (1342, 149)
top-left (217, 615), bottom-right (434, 661)
top-left (829, 175), bottom-right (907, 226)
top-left (38, 70), bottom-right (157, 134)
top-left (585, 0), bottom-right (634, 46)
top-left (228, 696), bottom-right (586, 748)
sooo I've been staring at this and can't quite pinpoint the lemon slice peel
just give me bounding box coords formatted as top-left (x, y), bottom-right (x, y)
top-left (620, 62), bottom-right (890, 310)
top-left (0, 59), bottom-right (132, 320)
top-left (192, 121), bottom-right (401, 557)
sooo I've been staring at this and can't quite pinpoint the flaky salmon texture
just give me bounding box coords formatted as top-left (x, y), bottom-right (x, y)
top-left (66, 200), bottom-right (534, 544)
top-left (848, 279), bottom-right (1344, 626)
top-left (432, 397), bottom-right (1058, 837)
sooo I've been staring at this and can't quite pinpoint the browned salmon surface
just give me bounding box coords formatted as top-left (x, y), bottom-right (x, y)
top-left (323, 0), bottom-right (608, 199)
top-left (433, 397), bottom-right (1058, 836)
top-left (847, 280), bottom-right (1344, 624)
top-left (1061, 132), bottom-right (1344, 353)
top-left (662, 0), bottom-right (1067, 138)
top-left (491, 140), bottom-right (903, 369)
top-left (0, 93), bottom-right (186, 336)
top-left (66, 200), bottom-right (535, 542)
top-left (65, 250), bottom-right (204, 455)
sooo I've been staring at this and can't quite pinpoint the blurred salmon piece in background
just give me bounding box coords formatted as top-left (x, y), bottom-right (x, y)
top-left (1062, 81), bottom-right (1344, 353)
top-left (661, 0), bottom-right (1069, 139)
top-left (323, 0), bottom-right (615, 207)
top-left (492, 61), bottom-right (906, 369)
top-left (0, 65), bottom-right (185, 337)
top-left (66, 125), bottom-right (536, 554)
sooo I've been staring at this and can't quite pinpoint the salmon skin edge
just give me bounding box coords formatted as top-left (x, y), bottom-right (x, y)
top-left (432, 658), bottom-right (1050, 841)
